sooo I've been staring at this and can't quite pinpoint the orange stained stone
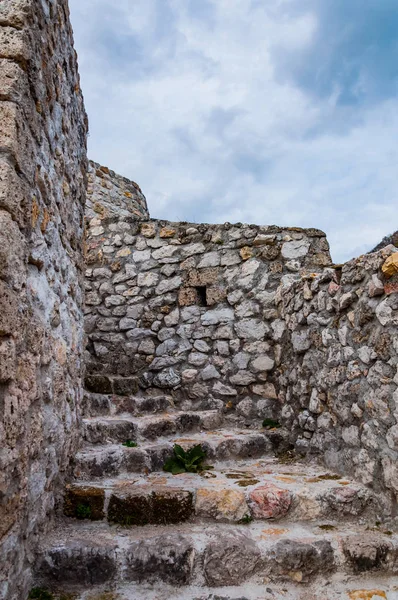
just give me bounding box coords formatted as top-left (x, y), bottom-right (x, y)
top-left (348, 591), bottom-right (387, 600)
top-left (261, 527), bottom-right (288, 537)
top-left (275, 476), bottom-right (296, 483)
top-left (150, 478), bottom-right (168, 485)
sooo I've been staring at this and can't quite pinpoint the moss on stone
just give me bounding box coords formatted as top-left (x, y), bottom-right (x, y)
top-left (107, 490), bottom-right (194, 526)
top-left (64, 486), bottom-right (105, 520)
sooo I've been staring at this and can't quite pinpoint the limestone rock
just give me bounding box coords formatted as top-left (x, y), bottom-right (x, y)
top-left (195, 489), bottom-right (249, 522)
top-left (127, 534), bottom-right (195, 584)
top-left (203, 533), bottom-right (260, 586)
top-left (382, 252), bottom-right (398, 278)
top-left (248, 484), bottom-right (292, 519)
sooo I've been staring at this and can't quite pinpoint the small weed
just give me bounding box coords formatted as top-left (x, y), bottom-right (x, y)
top-left (277, 450), bottom-right (296, 465)
top-left (236, 479), bottom-right (260, 487)
top-left (262, 419), bottom-right (281, 429)
top-left (238, 514), bottom-right (253, 525)
top-left (76, 503), bottom-right (92, 519)
top-left (163, 444), bottom-right (208, 474)
top-left (318, 524), bottom-right (336, 531)
top-left (122, 440), bottom-right (138, 448)
top-left (317, 474), bottom-right (341, 481)
top-left (29, 589), bottom-right (54, 600)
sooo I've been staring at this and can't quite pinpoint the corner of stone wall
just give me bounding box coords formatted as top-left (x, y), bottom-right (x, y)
top-left (0, 1), bottom-right (88, 598)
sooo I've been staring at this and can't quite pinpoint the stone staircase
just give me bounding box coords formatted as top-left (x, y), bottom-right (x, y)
top-left (31, 390), bottom-right (398, 600)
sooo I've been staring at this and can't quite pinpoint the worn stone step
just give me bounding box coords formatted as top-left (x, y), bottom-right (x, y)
top-left (82, 392), bottom-right (174, 418)
top-left (27, 575), bottom-right (398, 600)
top-left (64, 456), bottom-right (382, 527)
top-left (33, 520), bottom-right (398, 594)
top-left (74, 429), bottom-right (272, 478)
top-left (83, 410), bottom-right (223, 444)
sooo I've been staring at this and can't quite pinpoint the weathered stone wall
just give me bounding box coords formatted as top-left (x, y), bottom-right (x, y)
top-left (85, 206), bottom-right (398, 505)
top-left (0, 1), bottom-right (87, 598)
top-left (86, 160), bottom-right (149, 222)
top-left (277, 246), bottom-right (398, 499)
top-left (84, 216), bottom-right (331, 422)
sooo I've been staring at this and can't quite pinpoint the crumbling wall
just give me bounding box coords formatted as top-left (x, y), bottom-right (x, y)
top-left (277, 246), bottom-right (398, 497)
top-left (84, 215), bottom-right (331, 422)
top-left (86, 160), bottom-right (149, 222)
top-left (0, 1), bottom-right (87, 598)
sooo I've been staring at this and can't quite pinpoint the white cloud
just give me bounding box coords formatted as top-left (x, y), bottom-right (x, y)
top-left (69, 0), bottom-right (398, 262)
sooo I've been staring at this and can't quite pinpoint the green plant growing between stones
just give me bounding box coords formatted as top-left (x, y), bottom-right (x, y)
top-left (122, 440), bottom-right (138, 448)
top-left (163, 444), bottom-right (207, 474)
top-left (76, 503), bottom-right (92, 520)
top-left (262, 418), bottom-right (281, 429)
top-left (28, 589), bottom-right (54, 600)
top-left (238, 514), bottom-right (253, 525)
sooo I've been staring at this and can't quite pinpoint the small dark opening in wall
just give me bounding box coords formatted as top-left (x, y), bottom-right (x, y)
top-left (196, 286), bottom-right (208, 306)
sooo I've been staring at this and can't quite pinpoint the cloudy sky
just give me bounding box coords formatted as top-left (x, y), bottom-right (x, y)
top-left (69, 0), bottom-right (398, 263)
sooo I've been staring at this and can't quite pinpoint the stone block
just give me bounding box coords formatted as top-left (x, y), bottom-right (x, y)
top-left (0, 281), bottom-right (19, 336)
top-left (206, 285), bottom-right (227, 306)
top-left (113, 377), bottom-right (139, 396)
top-left (203, 533), bottom-right (260, 586)
top-left (178, 287), bottom-right (199, 306)
top-left (0, 159), bottom-right (29, 227)
top-left (126, 534), bottom-right (195, 584)
top-left (382, 252), bottom-right (398, 278)
top-left (85, 375), bottom-right (112, 394)
top-left (0, 102), bottom-right (35, 179)
top-left (269, 539), bottom-right (334, 582)
top-left (37, 546), bottom-right (117, 587)
top-left (64, 486), bottom-right (105, 520)
top-left (0, 337), bottom-right (16, 382)
top-left (342, 535), bottom-right (392, 573)
top-left (186, 267), bottom-right (219, 287)
top-left (159, 227), bottom-right (176, 238)
top-left (248, 484), bottom-right (292, 519)
top-left (0, 27), bottom-right (29, 64)
top-left (195, 489), bottom-right (249, 522)
top-left (140, 222), bottom-right (156, 237)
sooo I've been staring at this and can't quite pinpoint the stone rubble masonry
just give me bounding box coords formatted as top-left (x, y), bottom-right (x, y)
top-left (86, 160), bottom-right (149, 223)
top-left (278, 246), bottom-right (398, 497)
top-left (85, 215), bottom-right (332, 425)
top-left (0, 1), bottom-right (88, 599)
top-left (85, 204), bottom-right (398, 504)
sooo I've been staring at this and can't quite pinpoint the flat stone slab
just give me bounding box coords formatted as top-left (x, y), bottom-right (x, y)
top-left (67, 456), bottom-right (378, 526)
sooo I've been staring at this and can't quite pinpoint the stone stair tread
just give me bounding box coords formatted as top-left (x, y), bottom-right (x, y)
top-left (82, 409), bottom-right (220, 425)
top-left (82, 409), bottom-right (224, 444)
top-left (34, 518), bottom-right (398, 593)
top-left (33, 575), bottom-right (398, 600)
top-left (37, 516), bottom-right (396, 548)
top-left (75, 427), bottom-right (270, 461)
top-left (69, 455), bottom-right (366, 493)
top-left (66, 455), bottom-right (380, 526)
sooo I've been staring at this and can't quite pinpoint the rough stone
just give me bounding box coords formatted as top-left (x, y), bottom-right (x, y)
top-left (248, 484), bottom-right (292, 519)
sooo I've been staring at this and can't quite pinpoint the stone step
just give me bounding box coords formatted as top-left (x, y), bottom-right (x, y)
top-left (33, 520), bottom-right (398, 594)
top-left (82, 410), bottom-right (223, 444)
top-left (28, 575), bottom-right (398, 600)
top-left (82, 391), bottom-right (174, 418)
top-left (74, 429), bottom-right (272, 478)
top-left (64, 456), bottom-right (381, 527)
